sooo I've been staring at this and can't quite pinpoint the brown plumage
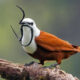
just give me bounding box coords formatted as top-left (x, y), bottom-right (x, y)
top-left (16, 6), bottom-right (80, 65)
top-left (28, 31), bottom-right (80, 65)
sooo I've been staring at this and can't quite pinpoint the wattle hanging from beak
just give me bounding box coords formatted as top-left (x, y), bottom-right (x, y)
top-left (20, 24), bottom-right (34, 46)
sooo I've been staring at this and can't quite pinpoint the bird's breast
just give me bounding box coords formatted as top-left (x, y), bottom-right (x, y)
top-left (22, 38), bottom-right (37, 54)
top-left (22, 27), bottom-right (31, 45)
top-left (21, 27), bottom-right (37, 54)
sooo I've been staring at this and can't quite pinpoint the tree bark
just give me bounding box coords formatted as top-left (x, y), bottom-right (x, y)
top-left (0, 59), bottom-right (79, 80)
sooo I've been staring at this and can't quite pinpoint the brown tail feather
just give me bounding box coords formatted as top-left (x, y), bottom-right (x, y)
top-left (77, 46), bottom-right (80, 52)
top-left (72, 45), bottom-right (80, 52)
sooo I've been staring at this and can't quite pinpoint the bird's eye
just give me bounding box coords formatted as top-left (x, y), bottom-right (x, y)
top-left (27, 22), bottom-right (33, 25)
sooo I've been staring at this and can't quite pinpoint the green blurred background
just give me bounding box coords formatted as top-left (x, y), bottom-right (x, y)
top-left (0, 0), bottom-right (80, 79)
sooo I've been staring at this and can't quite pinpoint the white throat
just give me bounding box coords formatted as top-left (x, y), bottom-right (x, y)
top-left (22, 26), bottom-right (40, 54)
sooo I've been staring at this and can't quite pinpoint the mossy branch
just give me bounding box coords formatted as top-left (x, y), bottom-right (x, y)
top-left (0, 59), bottom-right (79, 80)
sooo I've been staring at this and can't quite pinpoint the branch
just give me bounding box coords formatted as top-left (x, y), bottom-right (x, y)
top-left (0, 59), bottom-right (79, 80)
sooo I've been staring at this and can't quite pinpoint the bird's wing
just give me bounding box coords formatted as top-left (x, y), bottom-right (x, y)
top-left (35, 31), bottom-right (75, 51)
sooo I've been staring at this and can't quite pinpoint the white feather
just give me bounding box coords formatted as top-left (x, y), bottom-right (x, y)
top-left (21, 18), bottom-right (40, 54)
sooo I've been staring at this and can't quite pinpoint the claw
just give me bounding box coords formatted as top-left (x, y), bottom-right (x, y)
top-left (50, 63), bottom-right (60, 69)
top-left (24, 61), bottom-right (35, 66)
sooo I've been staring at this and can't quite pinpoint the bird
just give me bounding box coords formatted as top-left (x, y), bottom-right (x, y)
top-left (15, 6), bottom-right (80, 66)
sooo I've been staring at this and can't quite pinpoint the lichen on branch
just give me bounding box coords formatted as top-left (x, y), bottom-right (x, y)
top-left (0, 59), bottom-right (79, 80)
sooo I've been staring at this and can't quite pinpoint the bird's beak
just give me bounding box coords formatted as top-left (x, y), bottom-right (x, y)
top-left (19, 22), bottom-right (25, 25)
top-left (20, 22), bottom-right (30, 28)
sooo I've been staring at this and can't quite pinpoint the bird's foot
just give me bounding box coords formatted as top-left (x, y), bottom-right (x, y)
top-left (50, 63), bottom-right (60, 69)
top-left (24, 61), bottom-right (35, 66)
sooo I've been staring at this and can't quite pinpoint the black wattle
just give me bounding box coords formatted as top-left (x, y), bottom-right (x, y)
top-left (19, 25), bottom-right (23, 41)
top-left (21, 25), bottom-right (34, 46)
top-left (25, 27), bottom-right (33, 46)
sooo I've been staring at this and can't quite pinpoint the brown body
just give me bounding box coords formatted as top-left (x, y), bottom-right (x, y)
top-left (16, 6), bottom-right (80, 65)
top-left (28, 31), bottom-right (80, 65)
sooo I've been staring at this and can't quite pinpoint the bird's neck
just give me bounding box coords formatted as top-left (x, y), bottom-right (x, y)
top-left (22, 26), bottom-right (40, 46)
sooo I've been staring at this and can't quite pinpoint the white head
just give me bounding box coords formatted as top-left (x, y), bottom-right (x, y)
top-left (20, 18), bottom-right (40, 47)
top-left (21, 18), bottom-right (35, 25)
top-left (21, 18), bottom-right (37, 30)
top-left (20, 18), bottom-right (40, 37)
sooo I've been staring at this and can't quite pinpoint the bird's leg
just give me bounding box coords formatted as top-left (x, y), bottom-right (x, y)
top-left (24, 61), bottom-right (36, 66)
top-left (39, 60), bottom-right (44, 65)
top-left (51, 58), bottom-right (62, 69)
top-left (44, 59), bottom-right (61, 69)
top-left (51, 57), bottom-right (62, 69)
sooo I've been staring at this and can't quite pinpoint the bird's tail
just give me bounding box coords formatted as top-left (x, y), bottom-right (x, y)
top-left (72, 45), bottom-right (80, 52)
top-left (77, 46), bottom-right (80, 52)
